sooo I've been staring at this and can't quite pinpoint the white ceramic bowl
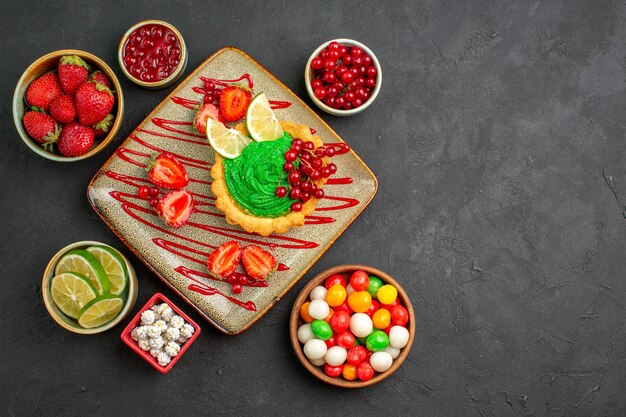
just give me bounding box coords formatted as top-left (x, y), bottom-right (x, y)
top-left (304, 39), bottom-right (382, 116)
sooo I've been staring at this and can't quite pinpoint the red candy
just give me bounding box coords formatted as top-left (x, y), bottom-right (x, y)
top-left (329, 310), bottom-right (351, 333)
top-left (349, 270), bottom-right (369, 291)
top-left (324, 364), bottom-right (344, 378)
top-left (336, 331), bottom-right (356, 349)
top-left (324, 274), bottom-right (347, 289)
top-left (346, 345), bottom-right (368, 365)
top-left (365, 299), bottom-right (380, 318)
top-left (390, 305), bottom-right (409, 326)
top-left (356, 361), bottom-right (374, 381)
top-left (325, 336), bottom-right (337, 348)
top-left (334, 301), bottom-right (352, 314)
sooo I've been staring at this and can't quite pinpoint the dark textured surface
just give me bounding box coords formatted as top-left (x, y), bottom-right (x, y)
top-left (1, 1), bottom-right (625, 416)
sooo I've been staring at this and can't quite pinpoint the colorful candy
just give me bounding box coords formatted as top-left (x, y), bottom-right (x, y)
top-left (296, 270), bottom-right (411, 383)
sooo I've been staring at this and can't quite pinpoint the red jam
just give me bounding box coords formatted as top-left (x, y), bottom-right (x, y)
top-left (122, 23), bottom-right (182, 83)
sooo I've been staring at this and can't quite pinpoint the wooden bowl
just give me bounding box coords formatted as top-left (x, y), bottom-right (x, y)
top-left (304, 39), bottom-right (382, 116)
top-left (12, 49), bottom-right (124, 162)
top-left (42, 241), bottom-right (138, 334)
top-left (290, 264), bottom-right (415, 388)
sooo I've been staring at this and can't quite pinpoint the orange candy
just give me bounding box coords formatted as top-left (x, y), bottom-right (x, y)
top-left (342, 363), bottom-right (357, 380)
top-left (300, 301), bottom-right (314, 323)
top-left (347, 291), bottom-right (372, 313)
top-left (372, 308), bottom-right (391, 329)
top-left (326, 284), bottom-right (347, 307)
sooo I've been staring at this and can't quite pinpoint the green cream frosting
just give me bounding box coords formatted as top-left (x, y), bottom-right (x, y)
top-left (223, 132), bottom-right (293, 218)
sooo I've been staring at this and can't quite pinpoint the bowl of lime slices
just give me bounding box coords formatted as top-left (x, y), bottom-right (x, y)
top-left (42, 241), bottom-right (138, 334)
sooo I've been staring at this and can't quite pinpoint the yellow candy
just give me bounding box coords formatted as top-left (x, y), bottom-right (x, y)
top-left (343, 364), bottom-right (357, 380)
top-left (377, 285), bottom-right (397, 305)
top-left (325, 284), bottom-right (347, 307)
top-left (347, 291), bottom-right (372, 313)
top-left (372, 308), bottom-right (391, 329)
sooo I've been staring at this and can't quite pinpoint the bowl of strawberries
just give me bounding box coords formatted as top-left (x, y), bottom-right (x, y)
top-left (12, 49), bottom-right (124, 161)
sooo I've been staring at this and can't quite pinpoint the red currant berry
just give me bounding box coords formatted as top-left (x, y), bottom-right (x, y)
top-left (326, 147), bottom-right (336, 157)
top-left (335, 96), bottom-right (346, 108)
top-left (335, 65), bottom-right (348, 77)
top-left (150, 187), bottom-right (160, 197)
top-left (328, 163), bottom-right (337, 174)
top-left (344, 91), bottom-right (356, 102)
top-left (231, 283), bottom-right (243, 295)
top-left (341, 71), bottom-right (354, 84)
top-left (333, 80), bottom-right (345, 91)
top-left (238, 275), bottom-right (250, 285)
top-left (326, 86), bottom-right (339, 98)
top-left (329, 50), bottom-right (340, 60)
top-left (205, 80), bottom-right (216, 91)
top-left (138, 185), bottom-right (150, 199)
top-left (351, 46), bottom-right (364, 57)
top-left (356, 76), bottom-right (366, 86)
top-left (320, 49), bottom-right (329, 59)
top-left (365, 77), bottom-right (377, 88)
top-left (366, 65), bottom-right (377, 78)
top-left (323, 71), bottom-right (336, 84)
top-left (283, 162), bottom-right (294, 172)
top-left (289, 188), bottom-right (302, 199)
top-left (284, 150), bottom-right (298, 162)
top-left (311, 78), bottom-right (323, 89)
top-left (309, 183), bottom-right (318, 194)
top-left (363, 54), bottom-right (372, 66)
top-left (204, 93), bottom-right (214, 104)
top-left (343, 54), bottom-right (353, 65)
top-left (315, 147), bottom-right (327, 157)
top-left (149, 198), bottom-right (158, 207)
top-left (299, 181), bottom-right (311, 192)
top-left (350, 67), bottom-right (359, 77)
top-left (288, 170), bottom-right (301, 184)
top-left (353, 98), bottom-right (363, 108)
top-left (314, 87), bottom-right (327, 100)
top-left (362, 89), bottom-right (370, 100)
top-left (301, 152), bottom-right (312, 163)
top-left (300, 192), bottom-right (311, 202)
top-left (303, 141), bottom-right (314, 151)
top-left (309, 170), bottom-right (321, 181)
top-left (275, 186), bottom-right (287, 198)
top-left (314, 189), bottom-right (325, 199)
top-left (292, 138), bottom-right (303, 147)
top-left (291, 202), bottom-right (302, 212)
top-left (343, 103), bottom-right (353, 110)
top-left (311, 57), bottom-right (323, 70)
top-left (311, 157), bottom-right (323, 169)
top-left (353, 56), bottom-right (363, 67)
top-left (323, 59), bottom-right (336, 71)
top-left (226, 274), bottom-right (238, 284)
top-left (328, 41), bottom-right (340, 51)
top-left (339, 45), bottom-right (348, 56)
top-left (324, 97), bottom-right (336, 108)
top-left (321, 167), bottom-right (332, 178)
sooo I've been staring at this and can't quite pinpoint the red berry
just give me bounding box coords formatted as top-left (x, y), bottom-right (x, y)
top-left (288, 170), bottom-right (301, 184)
top-left (335, 65), bottom-right (348, 77)
top-left (328, 163), bottom-right (337, 174)
top-left (289, 188), bottom-right (302, 199)
top-left (292, 138), bottom-right (303, 147)
top-left (325, 274), bottom-right (347, 288)
top-left (330, 312), bottom-right (351, 334)
top-left (275, 186), bottom-right (287, 198)
top-left (326, 86), bottom-right (339, 98)
top-left (311, 157), bottom-right (323, 170)
top-left (356, 76), bottom-right (366, 86)
top-left (343, 54), bottom-right (353, 65)
top-left (328, 41), bottom-right (340, 51)
top-left (363, 55), bottom-right (372, 66)
top-left (353, 98), bottom-right (363, 108)
top-left (335, 96), bottom-right (346, 108)
top-left (138, 186), bottom-right (150, 199)
top-left (291, 202), bottom-right (302, 212)
top-left (314, 189), bottom-right (325, 199)
top-left (339, 45), bottom-right (348, 56)
top-left (232, 283), bottom-right (243, 294)
top-left (324, 364), bottom-right (343, 378)
top-left (205, 80), bottom-right (216, 91)
top-left (343, 103), bottom-right (353, 111)
top-left (284, 150), bottom-right (298, 162)
top-left (303, 141), bottom-right (314, 151)
top-left (366, 66), bottom-right (378, 78)
top-left (351, 46), bottom-right (364, 57)
top-left (283, 162), bottom-right (294, 172)
top-left (353, 56), bottom-right (363, 67)
top-left (314, 87), bottom-right (327, 99)
top-left (149, 198), bottom-right (159, 207)
top-left (327, 147), bottom-right (337, 157)
top-left (365, 77), bottom-right (377, 88)
top-left (323, 71), bottom-right (336, 83)
top-left (321, 167), bottom-right (332, 178)
top-left (150, 187), bottom-right (160, 197)
top-left (309, 170), bottom-right (321, 181)
top-left (311, 57), bottom-right (323, 70)
top-left (341, 71), bottom-right (354, 84)
top-left (323, 59), bottom-right (336, 71)
top-left (356, 362), bottom-right (374, 381)
top-left (320, 50), bottom-right (330, 59)
top-left (329, 50), bottom-right (340, 60)
top-left (299, 181), bottom-right (311, 192)
top-left (315, 147), bottom-right (327, 157)
top-left (311, 79), bottom-right (323, 89)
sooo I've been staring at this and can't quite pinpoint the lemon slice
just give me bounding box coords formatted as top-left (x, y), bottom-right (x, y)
top-left (86, 246), bottom-right (128, 296)
top-left (55, 250), bottom-right (110, 295)
top-left (206, 118), bottom-right (252, 158)
top-left (246, 93), bottom-right (283, 141)
top-left (50, 272), bottom-right (98, 319)
top-left (78, 295), bottom-right (124, 328)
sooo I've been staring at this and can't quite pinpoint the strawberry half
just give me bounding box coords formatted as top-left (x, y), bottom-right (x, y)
top-left (206, 241), bottom-right (242, 279)
top-left (156, 189), bottom-right (194, 228)
top-left (147, 153), bottom-right (189, 189)
top-left (194, 103), bottom-right (222, 135)
top-left (241, 245), bottom-right (277, 280)
top-left (219, 86), bottom-right (252, 122)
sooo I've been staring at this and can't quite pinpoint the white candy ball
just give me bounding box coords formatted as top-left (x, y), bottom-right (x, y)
top-left (345, 283), bottom-right (356, 296)
top-left (297, 323), bottom-right (316, 344)
top-left (303, 339), bottom-right (327, 360)
top-left (370, 351), bottom-right (393, 372)
top-left (389, 326), bottom-right (410, 349)
top-left (138, 339), bottom-right (150, 351)
top-left (309, 286), bottom-right (328, 301)
top-left (308, 299), bottom-right (330, 320)
top-left (384, 345), bottom-right (401, 359)
top-left (140, 310), bottom-right (156, 325)
top-left (149, 348), bottom-right (161, 358)
top-left (324, 346), bottom-right (347, 366)
top-left (157, 351), bottom-right (171, 366)
top-left (350, 313), bottom-right (373, 338)
top-left (310, 357), bottom-right (326, 367)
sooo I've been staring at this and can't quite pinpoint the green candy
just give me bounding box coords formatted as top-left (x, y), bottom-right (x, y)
top-left (366, 330), bottom-right (389, 352)
top-left (311, 320), bottom-right (333, 341)
top-left (367, 276), bottom-right (384, 298)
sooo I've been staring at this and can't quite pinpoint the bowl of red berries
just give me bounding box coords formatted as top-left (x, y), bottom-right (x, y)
top-left (290, 265), bottom-right (414, 388)
top-left (12, 49), bottom-right (124, 161)
top-left (305, 39), bottom-right (382, 116)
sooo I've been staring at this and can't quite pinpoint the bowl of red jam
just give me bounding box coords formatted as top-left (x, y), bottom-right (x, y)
top-left (118, 20), bottom-right (187, 89)
top-left (305, 39), bottom-right (382, 117)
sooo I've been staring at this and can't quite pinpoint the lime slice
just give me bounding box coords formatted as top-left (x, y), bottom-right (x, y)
top-left (50, 272), bottom-right (98, 319)
top-left (55, 250), bottom-right (110, 295)
top-left (86, 246), bottom-right (128, 296)
top-left (78, 295), bottom-right (124, 328)
top-left (246, 93), bottom-right (283, 142)
top-left (206, 118), bottom-right (252, 158)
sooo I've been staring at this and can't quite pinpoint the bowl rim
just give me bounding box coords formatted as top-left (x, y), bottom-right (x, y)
top-left (289, 264), bottom-right (415, 388)
top-left (12, 49), bottom-right (124, 162)
top-left (120, 292), bottom-right (202, 374)
top-left (117, 19), bottom-right (188, 89)
top-left (304, 38), bottom-right (382, 117)
top-left (41, 240), bottom-right (138, 334)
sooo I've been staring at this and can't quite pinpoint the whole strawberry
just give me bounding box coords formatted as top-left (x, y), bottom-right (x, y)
top-left (58, 55), bottom-right (90, 95)
top-left (25, 72), bottom-right (62, 111)
top-left (49, 94), bottom-right (76, 124)
top-left (22, 111), bottom-right (60, 150)
top-left (75, 81), bottom-right (115, 126)
top-left (88, 71), bottom-right (112, 89)
top-left (93, 114), bottom-right (114, 137)
top-left (57, 122), bottom-right (95, 156)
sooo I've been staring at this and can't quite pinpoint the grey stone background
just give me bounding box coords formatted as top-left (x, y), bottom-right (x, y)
top-left (1, 1), bottom-right (625, 416)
